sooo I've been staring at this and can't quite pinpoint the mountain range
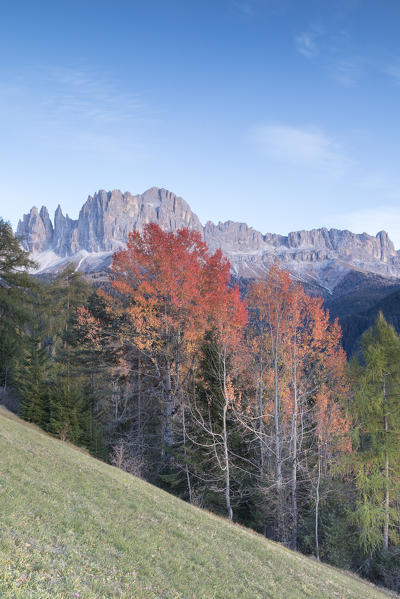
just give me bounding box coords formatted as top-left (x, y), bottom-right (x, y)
top-left (16, 187), bottom-right (400, 352)
top-left (17, 187), bottom-right (400, 291)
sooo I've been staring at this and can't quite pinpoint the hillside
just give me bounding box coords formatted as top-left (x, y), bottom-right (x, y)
top-left (0, 408), bottom-right (395, 599)
top-left (325, 271), bottom-right (400, 353)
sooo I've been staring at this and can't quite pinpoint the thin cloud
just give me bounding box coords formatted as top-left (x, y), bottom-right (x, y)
top-left (233, 2), bottom-right (255, 17)
top-left (332, 58), bottom-right (362, 86)
top-left (295, 32), bottom-right (318, 58)
top-left (0, 66), bottom-right (154, 160)
top-left (384, 64), bottom-right (400, 85)
top-left (252, 124), bottom-right (349, 170)
top-left (41, 66), bottom-right (145, 125)
top-left (296, 24), bottom-right (366, 87)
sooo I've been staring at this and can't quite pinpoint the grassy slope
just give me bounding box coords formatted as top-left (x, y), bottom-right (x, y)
top-left (0, 408), bottom-right (395, 599)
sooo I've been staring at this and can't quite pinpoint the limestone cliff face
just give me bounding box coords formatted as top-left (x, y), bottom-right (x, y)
top-left (76, 188), bottom-right (203, 253)
top-left (17, 206), bottom-right (54, 252)
top-left (204, 222), bottom-right (397, 261)
top-left (17, 188), bottom-right (202, 256)
top-left (203, 221), bottom-right (400, 283)
top-left (285, 228), bottom-right (396, 261)
top-left (16, 187), bottom-right (400, 290)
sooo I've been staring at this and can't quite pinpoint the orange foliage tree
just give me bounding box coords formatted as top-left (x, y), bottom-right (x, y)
top-left (191, 261), bottom-right (248, 519)
top-left (110, 223), bottom-right (247, 473)
top-left (247, 263), bottom-right (349, 551)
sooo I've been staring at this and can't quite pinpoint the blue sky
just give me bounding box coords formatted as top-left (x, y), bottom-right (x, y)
top-left (1, 0), bottom-right (400, 246)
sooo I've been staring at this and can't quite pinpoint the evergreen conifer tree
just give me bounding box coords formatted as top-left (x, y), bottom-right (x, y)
top-left (49, 383), bottom-right (85, 443)
top-left (17, 336), bottom-right (49, 427)
top-left (351, 312), bottom-right (400, 554)
top-left (0, 218), bottom-right (36, 389)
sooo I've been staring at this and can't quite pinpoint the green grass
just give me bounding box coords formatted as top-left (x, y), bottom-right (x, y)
top-left (0, 407), bottom-right (396, 599)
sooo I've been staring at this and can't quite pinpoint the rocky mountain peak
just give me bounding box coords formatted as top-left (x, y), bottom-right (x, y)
top-left (17, 187), bottom-right (203, 257)
top-left (17, 205), bottom-right (53, 252)
top-left (16, 187), bottom-right (400, 292)
top-left (376, 230), bottom-right (396, 260)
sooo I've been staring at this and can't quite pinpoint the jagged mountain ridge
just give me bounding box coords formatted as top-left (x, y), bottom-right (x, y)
top-left (16, 187), bottom-right (400, 293)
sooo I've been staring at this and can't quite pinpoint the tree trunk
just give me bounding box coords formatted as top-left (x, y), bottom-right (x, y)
top-left (3, 364), bottom-right (8, 392)
top-left (164, 360), bottom-right (174, 462)
top-left (258, 362), bottom-right (265, 472)
top-left (315, 448), bottom-right (321, 561)
top-left (137, 356), bottom-right (143, 454)
top-left (290, 344), bottom-right (298, 551)
top-left (112, 380), bottom-right (119, 421)
top-left (257, 361), bottom-right (267, 535)
top-left (222, 352), bottom-right (233, 521)
top-left (223, 396), bottom-right (233, 520)
top-left (182, 401), bottom-right (192, 503)
top-left (273, 338), bottom-right (283, 541)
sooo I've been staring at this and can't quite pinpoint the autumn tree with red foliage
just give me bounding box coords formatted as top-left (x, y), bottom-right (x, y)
top-left (110, 223), bottom-right (247, 478)
top-left (189, 256), bottom-right (248, 519)
top-left (206, 278), bottom-right (247, 520)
